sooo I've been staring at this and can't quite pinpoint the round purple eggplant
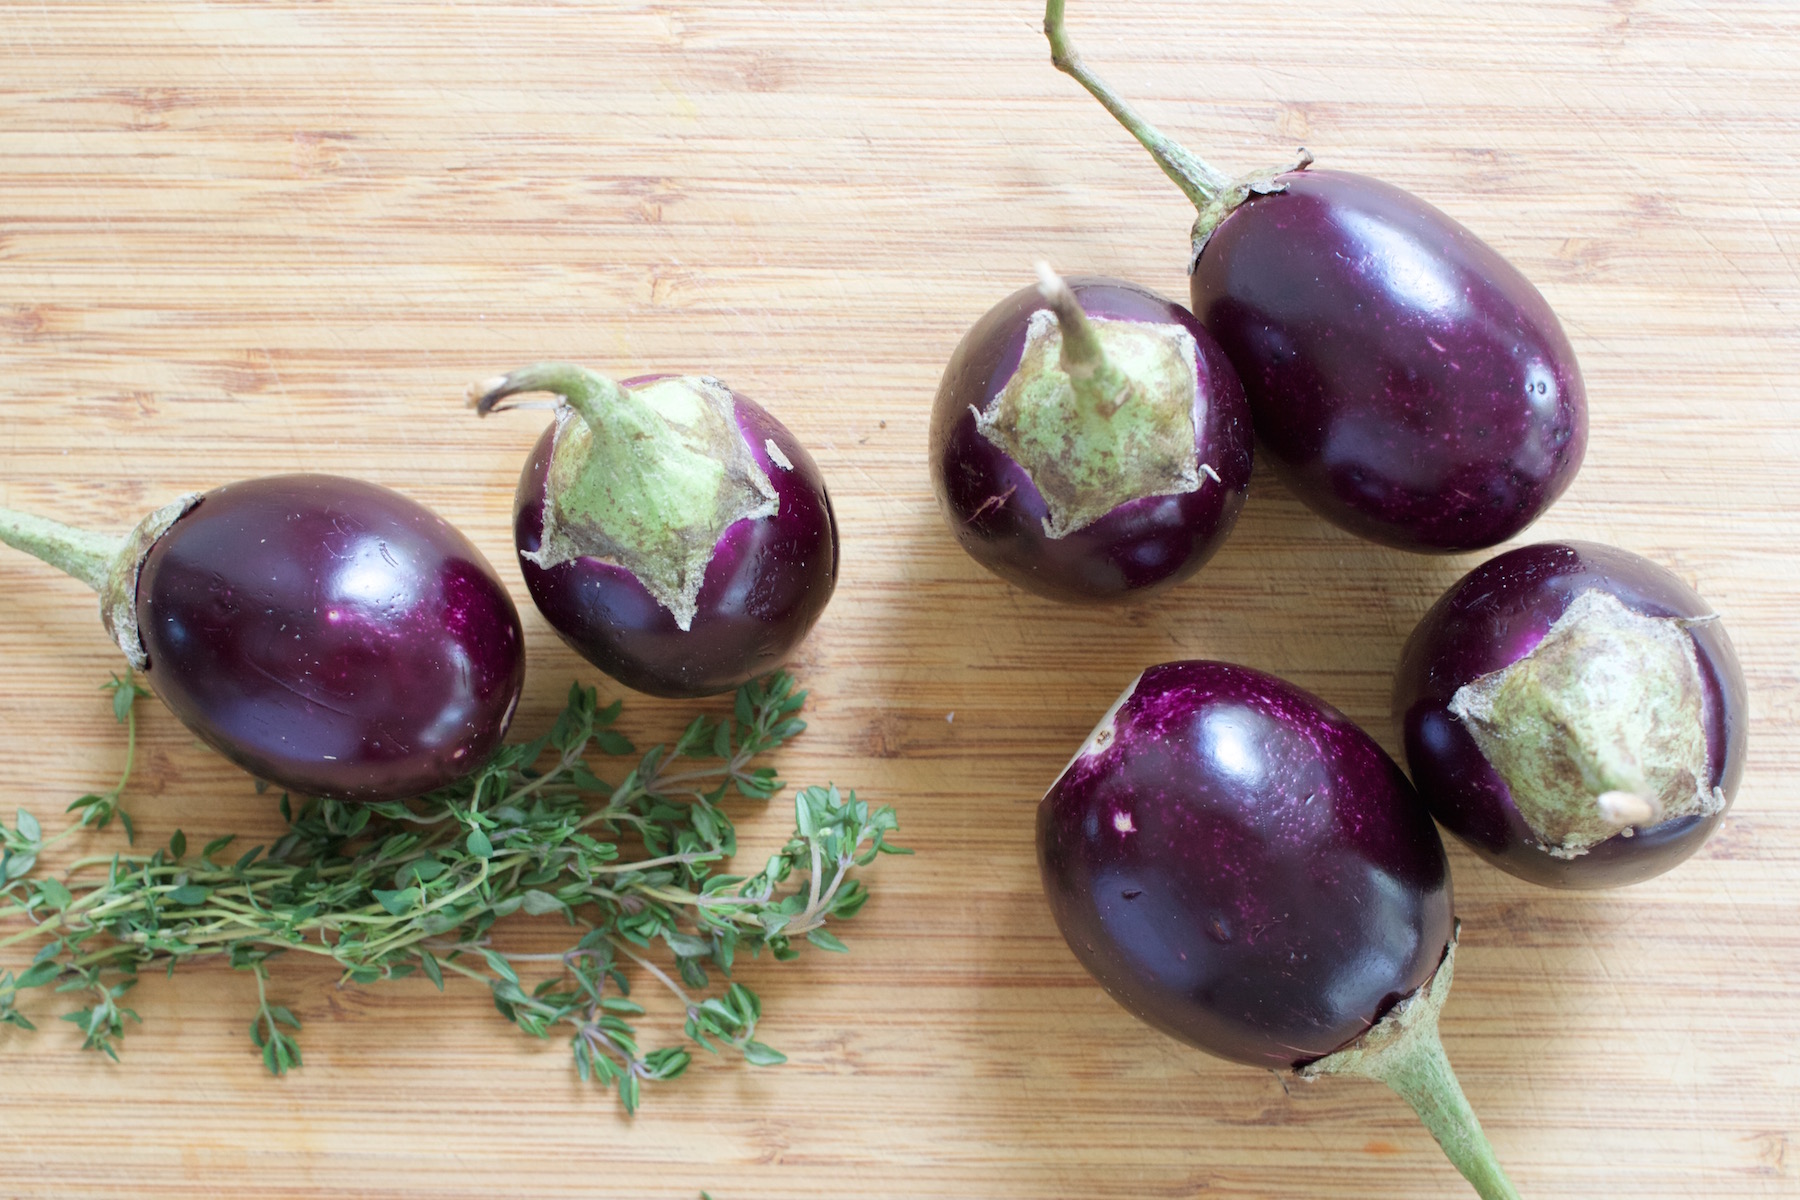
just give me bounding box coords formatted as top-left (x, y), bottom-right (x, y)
top-left (0, 475), bottom-right (526, 802)
top-left (1040, 661), bottom-right (1518, 1198)
top-left (1045, 1), bottom-right (1586, 553)
top-left (1395, 541), bottom-right (1746, 888)
top-left (473, 363), bottom-right (837, 699)
top-left (929, 266), bottom-right (1252, 602)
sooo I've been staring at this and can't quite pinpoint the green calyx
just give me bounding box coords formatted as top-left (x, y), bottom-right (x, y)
top-left (1449, 589), bottom-right (1720, 858)
top-left (1043, 0), bottom-right (1312, 267)
top-left (973, 266), bottom-right (1210, 538)
top-left (473, 363), bottom-right (778, 630)
top-left (0, 495), bottom-right (198, 667)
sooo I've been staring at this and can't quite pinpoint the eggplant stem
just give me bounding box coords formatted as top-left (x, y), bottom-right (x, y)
top-left (1044, 0), bottom-right (1312, 267)
top-left (0, 505), bottom-right (121, 593)
top-left (1043, 0), bottom-right (1230, 210)
top-left (1033, 262), bottom-right (1135, 417)
top-left (468, 361), bottom-right (628, 435)
top-left (1358, 1023), bottom-right (1520, 1200)
top-left (1299, 927), bottom-right (1521, 1200)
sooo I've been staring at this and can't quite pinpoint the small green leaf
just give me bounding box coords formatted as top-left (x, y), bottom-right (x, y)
top-left (520, 890), bottom-right (568, 916)
top-left (599, 997), bottom-right (645, 1015)
top-left (16, 961), bottom-right (63, 990)
top-left (371, 887), bottom-right (420, 916)
top-left (480, 950), bottom-right (519, 985)
top-left (168, 830), bottom-right (187, 860)
top-left (740, 1040), bottom-right (787, 1066)
top-left (794, 793), bottom-right (814, 838)
top-left (111, 680), bottom-right (136, 723)
top-left (418, 950), bottom-right (445, 991)
top-left (35, 879), bottom-right (73, 911)
top-left (15, 810), bottom-right (40, 843)
top-left (805, 928), bottom-right (848, 954)
top-left (465, 827), bottom-right (494, 858)
top-left (166, 884), bottom-right (210, 906)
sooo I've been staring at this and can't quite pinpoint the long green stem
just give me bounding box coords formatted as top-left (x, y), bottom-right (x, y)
top-left (1299, 930), bottom-right (1519, 1199)
top-left (1362, 1028), bottom-right (1521, 1200)
top-left (1043, 0), bottom-right (1228, 208)
top-left (0, 506), bottom-right (121, 592)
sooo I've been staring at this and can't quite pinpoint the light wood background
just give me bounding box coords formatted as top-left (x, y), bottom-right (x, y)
top-left (2, 2), bottom-right (1796, 1197)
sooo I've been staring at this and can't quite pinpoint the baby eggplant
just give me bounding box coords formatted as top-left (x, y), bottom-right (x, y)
top-left (929, 266), bottom-right (1252, 602)
top-left (0, 475), bottom-right (526, 802)
top-left (473, 363), bottom-right (837, 699)
top-left (1040, 661), bottom-right (1517, 1198)
top-left (1395, 541), bottom-right (1747, 888)
top-left (1045, 0), bottom-right (1586, 553)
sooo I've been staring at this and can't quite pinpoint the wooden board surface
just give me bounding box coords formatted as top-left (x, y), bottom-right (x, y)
top-left (2, 2), bottom-right (1797, 1196)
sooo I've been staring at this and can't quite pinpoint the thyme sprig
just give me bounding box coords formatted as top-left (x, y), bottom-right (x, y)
top-left (0, 672), bottom-right (904, 1111)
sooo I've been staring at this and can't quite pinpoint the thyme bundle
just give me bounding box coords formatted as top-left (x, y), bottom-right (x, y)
top-left (0, 672), bottom-right (902, 1111)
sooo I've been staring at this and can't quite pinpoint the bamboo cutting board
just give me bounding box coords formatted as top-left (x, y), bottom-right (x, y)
top-left (2, 2), bottom-right (1797, 1197)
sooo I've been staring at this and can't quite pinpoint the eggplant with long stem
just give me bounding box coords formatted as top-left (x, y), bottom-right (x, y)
top-left (1039, 661), bottom-right (1519, 1197)
top-left (1044, 0), bottom-right (1586, 554)
top-left (0, 476), bottom-right (526, 802)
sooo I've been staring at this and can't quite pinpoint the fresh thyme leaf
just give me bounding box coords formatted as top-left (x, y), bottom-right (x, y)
top-left (0, 670), bottom-right (901, 1113)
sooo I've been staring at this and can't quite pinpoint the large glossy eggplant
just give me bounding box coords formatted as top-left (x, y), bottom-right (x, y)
top-left (1040, 661), bottom-right (1518, 1198)
top-left (1045, 0), bottom-right (1586, 553)
top-left (0, 475), bottom-right (526, 802)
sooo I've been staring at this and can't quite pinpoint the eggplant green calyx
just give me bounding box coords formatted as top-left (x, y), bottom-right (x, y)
top-left (1449, 589), bottom-right (1720, 858)
top-left (472, 363), bottom-right (777, 631)
top-left (0, 495), bottom-right (198, 667)
top-left (1299, 925), bottom-right (1521, 1200)
top-left (1043, 0), bottom-right (1312, 267)
top-left (974, 267), bottom-right (1206, 539)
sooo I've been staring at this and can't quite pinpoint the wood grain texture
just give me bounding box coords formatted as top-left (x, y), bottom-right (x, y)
top-left (2, 1), bottom-right (1797, 1196)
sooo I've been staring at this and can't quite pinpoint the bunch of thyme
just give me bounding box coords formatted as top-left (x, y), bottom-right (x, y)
top-left (0, 672), bottom-right (903, 1112)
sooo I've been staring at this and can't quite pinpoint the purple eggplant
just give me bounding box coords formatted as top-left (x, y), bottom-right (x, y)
top-left (1040, 661), bottom-right (1518, 1198)
top-left (929, 267), bottom-right (1252, 602)
top-left (1395, 541), bottom-right (1746, 888)
top-left (1045, 1), bottom-right (1586, 553)
top-left (0, 475), bottom-right (526, 802)
top-left (473, 363), bottom-right (837, 699)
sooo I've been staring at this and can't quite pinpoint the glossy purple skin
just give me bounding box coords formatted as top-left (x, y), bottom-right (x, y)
top-left (515, 377), bottom-right (838, 699)
top-left (1395, 541), bottom-right (1747, 888)
top-left (1194, 170), bottom-right (1587, 553)
top-left (1039, 661), bottom-right (1453, 1070)
top-left (929, 277), bottom-right (1253, 603)
top-left (136, 475), bottom-right (526, 803)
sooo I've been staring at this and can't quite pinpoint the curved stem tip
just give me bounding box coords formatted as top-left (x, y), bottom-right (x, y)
top-left (468, 362), bottom-right (629, 435)
top-left (0, 505), bottom-right (122, 593)
top-left (1299, 928), bottom-right (1521, 1200)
